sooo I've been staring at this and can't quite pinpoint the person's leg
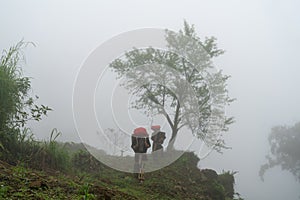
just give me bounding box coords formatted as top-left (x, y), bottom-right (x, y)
top-left (139, 154), bottom-right (145, 182)
top-left (152, 142), bottom-right (158, 161)
top-left (133, 154), bottom-right (139, 175)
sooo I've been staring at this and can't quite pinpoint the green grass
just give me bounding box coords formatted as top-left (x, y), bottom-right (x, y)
top-left (0, 135), bottom-right (243, 200)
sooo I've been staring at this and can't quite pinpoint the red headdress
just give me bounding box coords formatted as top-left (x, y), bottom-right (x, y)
top-left (151, 125), bottom-right (161, 131)
top-left (133, 127), bottom-right (148, 137)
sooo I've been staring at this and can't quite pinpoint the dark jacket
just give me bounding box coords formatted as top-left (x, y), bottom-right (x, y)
top-left (151, 131), bottom-right (166, 151)
top-left (131, 136), bottom-right (151, 153)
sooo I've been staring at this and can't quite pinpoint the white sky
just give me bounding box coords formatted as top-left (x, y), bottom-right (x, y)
top-left (1, 0), bottom-right (300, 199)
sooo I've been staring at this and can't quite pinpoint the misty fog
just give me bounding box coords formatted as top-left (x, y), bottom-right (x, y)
top-left (1, 0), bottom-right (300, 199)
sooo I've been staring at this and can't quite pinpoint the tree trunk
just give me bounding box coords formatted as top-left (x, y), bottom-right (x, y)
top-left (167, 127), bottom-right (178, 151)
top-left (166, 101), bottom-right (181, 151)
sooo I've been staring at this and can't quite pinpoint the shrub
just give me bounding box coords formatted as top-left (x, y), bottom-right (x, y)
top-left (0, 41), bottom-right (51, 163)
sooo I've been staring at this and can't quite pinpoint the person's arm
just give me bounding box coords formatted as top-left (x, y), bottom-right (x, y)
top-left (151, 135), bottom-right (154, 141)
top-left (158, 132), bottom-right (166, 144)
top-left (131, 136), bottom-right (137, 150)
top-left (146, 137), bottom-right (151, 148)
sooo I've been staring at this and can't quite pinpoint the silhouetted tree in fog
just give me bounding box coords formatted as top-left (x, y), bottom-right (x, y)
top-left (260, 122), bottom-right (300, 182)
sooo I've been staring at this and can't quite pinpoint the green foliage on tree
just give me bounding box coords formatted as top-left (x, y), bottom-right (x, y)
top-left (0, 41), bottom-right (51, 159)
top-left (110, 21), bottom-right (234, 151)
top-left (260, 122), bottom-right (300, 182)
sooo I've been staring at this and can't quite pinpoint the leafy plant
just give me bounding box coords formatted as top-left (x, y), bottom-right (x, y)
top-left (0, 41), bottom-right (51, 162)
top-left (0, 184), bottom-right (10, 198)
top-left (12, 164), bottom-right (28, 179)
top-left (39, 128), bottom-right (70, 171)
top-left (218, 171), bottom-right (237, 199)
top-left (79, 183), bottom-right (95, 200)
top-left (72, 150), bottom-right (103, 173)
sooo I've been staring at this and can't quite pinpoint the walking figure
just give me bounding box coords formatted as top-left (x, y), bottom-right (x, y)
top-left (150, 125), bottom-right (166, 160)
top-left (131, 127), bottom-right (151, 183)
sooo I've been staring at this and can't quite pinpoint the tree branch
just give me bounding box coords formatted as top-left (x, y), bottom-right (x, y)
top-left (143, 85), bottom-right (174, 129)
top-left (163, 111), bottom-right (174, 129)
top-left (172, 100), bottom-right (181, 132)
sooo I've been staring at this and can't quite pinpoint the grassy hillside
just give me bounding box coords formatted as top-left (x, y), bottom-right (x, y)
top-left (0, 141), bottom-right (243, 200)
top-left (0, 41), bottom-right (242, 200)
